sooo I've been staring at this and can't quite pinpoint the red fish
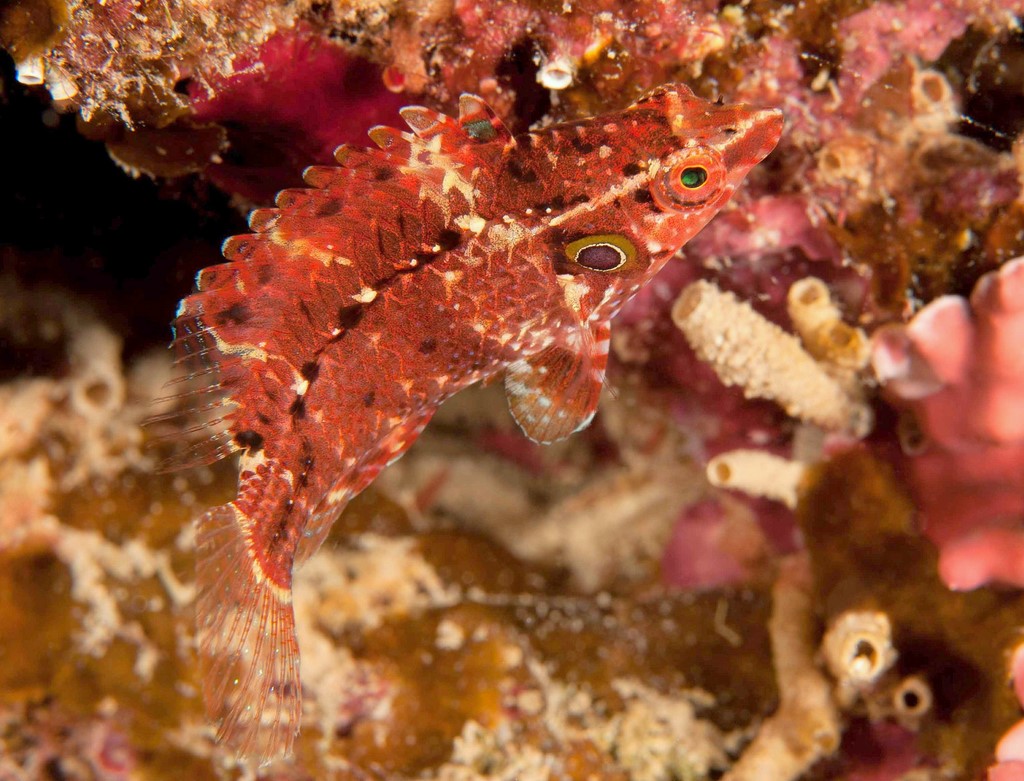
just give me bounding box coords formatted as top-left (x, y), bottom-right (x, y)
top-left (166, 84), bottom-right (782, 763)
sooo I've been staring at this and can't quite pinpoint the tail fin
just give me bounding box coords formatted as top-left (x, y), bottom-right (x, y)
top-left (194, 504), bottom-right (301, 765)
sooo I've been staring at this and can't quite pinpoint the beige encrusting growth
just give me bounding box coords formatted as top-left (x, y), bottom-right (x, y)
top-left (786, 278), bottom-right (870, 373)
top-left (672, 279), bottom-right (872, 436)
top-left (722, 556), bottom-right (841, 781)
top-left (821, 610), bottom-right (898, 709)
top-left (705, 450), bottom-right (806, 509)
top-left (821, 609), bottom-right (934, 731)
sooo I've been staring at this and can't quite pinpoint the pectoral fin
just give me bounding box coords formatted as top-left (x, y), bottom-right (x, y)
top-left (504, 323), bottom-right (610, 444)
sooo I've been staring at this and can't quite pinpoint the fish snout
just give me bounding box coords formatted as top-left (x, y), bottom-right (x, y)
top-left (723, 106), bottom-right (784, 170)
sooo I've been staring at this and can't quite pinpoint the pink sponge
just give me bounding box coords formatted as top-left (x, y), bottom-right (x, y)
top-left (873, 258), bottom-right (1024, 592)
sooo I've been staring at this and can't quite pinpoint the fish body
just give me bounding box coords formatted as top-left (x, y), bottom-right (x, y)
top-left (168, 85), bottom-right (782, 763)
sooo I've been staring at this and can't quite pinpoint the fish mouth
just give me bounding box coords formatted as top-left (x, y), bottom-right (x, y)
top-left (721, 106), bottom-right (785, 170)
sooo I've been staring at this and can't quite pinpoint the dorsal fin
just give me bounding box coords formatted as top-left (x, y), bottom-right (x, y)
top-left (458, 93), bottom-right (514, 145)
top-left (152, 96), bottom-right (513, 471)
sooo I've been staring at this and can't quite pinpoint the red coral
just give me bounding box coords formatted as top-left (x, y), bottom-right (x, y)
top-left (872, 257), bottom-right (1024, 591)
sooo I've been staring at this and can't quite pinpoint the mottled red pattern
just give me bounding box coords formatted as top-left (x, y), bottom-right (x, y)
top-left (168, 85), bottom-right (782, 763)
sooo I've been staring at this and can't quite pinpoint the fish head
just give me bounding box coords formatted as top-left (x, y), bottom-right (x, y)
top-left (522, 83), bottom-right (783, 326)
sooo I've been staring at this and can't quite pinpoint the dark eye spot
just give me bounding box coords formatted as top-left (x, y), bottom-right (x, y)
top-left (633, 189), bottom-right (653, 204)
top-left (564, 233), bottom-right (636, 273)
top-left (576, 243), bottom-right (626, 271)
top-left (289, 396), bottom-right (306, 418)
top-left (300, 361), bottom-right (320, 382)
top-left (623, 162), bottom-right (642, 176)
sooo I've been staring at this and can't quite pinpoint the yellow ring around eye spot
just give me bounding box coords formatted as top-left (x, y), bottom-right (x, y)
top-left (565, 233), bottom-right (637, 272)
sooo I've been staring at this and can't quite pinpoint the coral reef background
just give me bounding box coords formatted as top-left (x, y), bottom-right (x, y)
top-left (4, 0), bottom-right (1024, 778)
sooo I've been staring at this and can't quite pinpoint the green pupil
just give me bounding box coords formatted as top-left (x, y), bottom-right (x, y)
top-left (680, 167), bottom-right (708, 188)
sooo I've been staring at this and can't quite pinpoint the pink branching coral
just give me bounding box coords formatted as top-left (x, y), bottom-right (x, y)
top-left (872, 257), bottom-right (1024, 593)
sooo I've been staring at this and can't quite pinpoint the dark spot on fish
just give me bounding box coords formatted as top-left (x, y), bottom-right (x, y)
top-left (623, 162), bottom-right (643, 176)
top-left (508, 159), bottom-right (538, 183)
top-left (363, 391), bottom-right (375, 407)
top-left (633, 189), bottom-right (654, 204)
top-left (419, 337), bottom-right (437, 354)
top-left (571, 137), bottom-right (595, 154)
top-left (533, 194), bottom-right (568, 212)
top-left (315, 199), bottom-right (343, 217)
top-left (415, 250), bottom-right (439, 265)
top-left (257, 264), bottom-right (274, 284)
top-left (216, 303), bottom-right (249, 325)
top-left (436, 229), bottom-right (462, 251)
top-left (374, 167), bottom-right (395, 181)
top-left (257, 413), bottom-right (271, 425)
top-left (271, 512), bottom-right (291, 545)
top-left (234, 430), bottom-right (264, 452)
top-left (300, 361), bottom-right (320, 383)
top-left (337, 304), bottom-right (364, 330)
top-left (289, 396), bottom-right (306, 418)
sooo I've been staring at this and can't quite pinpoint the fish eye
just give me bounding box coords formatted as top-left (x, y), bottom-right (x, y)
top-left (651, 148), bottom-right (725, 210)
top-left (565, 233), bottom-right (636, 272)
top-left (679, 166), bottom-right (708, 189)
